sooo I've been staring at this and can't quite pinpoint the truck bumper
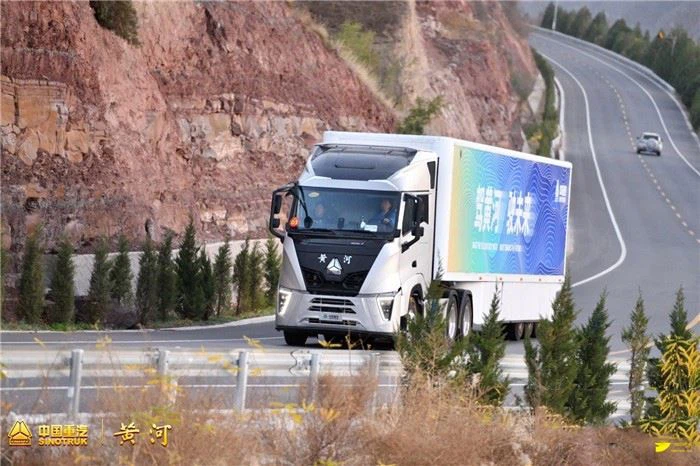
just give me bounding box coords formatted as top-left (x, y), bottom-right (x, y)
top-left (275, 289), bottom-right (398, 337)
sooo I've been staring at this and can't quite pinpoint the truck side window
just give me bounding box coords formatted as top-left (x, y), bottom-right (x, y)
top-left (402, 196), bottom-right (417, 236)
top-left (417, 194), bottom-right (429, 224)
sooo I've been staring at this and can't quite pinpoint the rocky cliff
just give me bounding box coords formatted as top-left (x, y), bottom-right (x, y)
top-left (1, 0), bottom-right (535, 254)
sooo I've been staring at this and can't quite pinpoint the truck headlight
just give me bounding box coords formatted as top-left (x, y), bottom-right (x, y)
top-left (278, 288), bottom-right (292, 315)
top-left (377, 297), bottom-right (394, 321)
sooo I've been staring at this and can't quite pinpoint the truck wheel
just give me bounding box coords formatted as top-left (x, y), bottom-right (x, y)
top-left (459, 295), bottom-right (472, 339)
top-left (524, 322), bottom-right (535, 339)
top-left (445, 292), bottom-right (459, 341)
top-left (402, 292), bottom-right (424, 331)
top-left (283, 331), bottom-right (307, 346)
top-left (657, 151), bottom-right (661, 156)
top-left (507, 322), bottom-right (525, 341)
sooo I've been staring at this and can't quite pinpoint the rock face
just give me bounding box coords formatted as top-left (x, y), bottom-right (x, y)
top-left (1, 0), bottom-right (534, 253)
top-left (1, 1), bottom-right (394, 253)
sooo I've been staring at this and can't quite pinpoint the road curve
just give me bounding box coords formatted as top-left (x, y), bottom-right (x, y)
top-left (1, 31), bottom-right (698, 356)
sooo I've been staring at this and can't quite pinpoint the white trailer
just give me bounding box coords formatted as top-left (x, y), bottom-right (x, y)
top-left (269, 131), bottom-right (572, 345)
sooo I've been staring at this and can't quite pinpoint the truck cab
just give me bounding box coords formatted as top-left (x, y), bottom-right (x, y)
top-left (269, 142), bottom-right (437, 346)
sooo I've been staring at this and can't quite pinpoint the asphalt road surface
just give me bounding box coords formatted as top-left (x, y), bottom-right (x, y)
top-left (2, 30), bottom-right (698, 416)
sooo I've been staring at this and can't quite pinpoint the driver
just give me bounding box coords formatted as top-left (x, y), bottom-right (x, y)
top-left (369, 198), bottom-right (396, 232)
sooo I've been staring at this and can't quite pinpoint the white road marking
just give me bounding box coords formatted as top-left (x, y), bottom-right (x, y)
top-left (540, 53), bottom-right (627, 289)
top-left (537, 34), bottom-right (700, 177)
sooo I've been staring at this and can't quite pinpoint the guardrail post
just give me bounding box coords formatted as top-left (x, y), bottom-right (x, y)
top-left (368, 353), bottom-right (379, 414)
top-left (234, 351), bottom-right (249, 411)
top-left (67, 349), bottom-right (83, 419)
top-left (157, 348), bottom-right (169, 375)
top-left (308, 353), bottom-right (320, 403)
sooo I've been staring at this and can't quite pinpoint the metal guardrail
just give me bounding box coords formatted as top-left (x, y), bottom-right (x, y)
top-left (1, 349), bottom-right (403, 418)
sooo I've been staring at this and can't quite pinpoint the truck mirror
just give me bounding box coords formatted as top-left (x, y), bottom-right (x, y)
top-left (412, 225), bottom-right (424, 238)
top-left (271, 218), bottom-right (280, 229)
top-left (272, 195), bottom-right (283, 214)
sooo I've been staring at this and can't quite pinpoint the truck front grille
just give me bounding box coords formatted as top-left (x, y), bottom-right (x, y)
top-left (308, 318), bottom-right (357, 327)
top-left (301, 268), bottom-right (368, 296)
top-left (308, 297), bottom-right (356, 314)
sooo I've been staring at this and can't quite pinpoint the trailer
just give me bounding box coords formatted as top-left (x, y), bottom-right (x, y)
top-left (269, 131), bottom-right (572, 345)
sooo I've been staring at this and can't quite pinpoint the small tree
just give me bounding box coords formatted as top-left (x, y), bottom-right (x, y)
top-left (176, 219), bottom-right (204, 320)
top-left (18, 227), bottom-right (44, 324)
top-left (541, 2), bottom-right (556, 29)
top-left (199, 249), bottom-right (215, 321)
top-left (622, 292), bottom-right (651, 424)
top-left (524, 275), bottom-right (579, 417)
top-left (156, 233), bottom-right (176, 321)
top-left (264, 238), bottom-right (281, 307)
top-left (397, 97), bottom-right (443, 135)
top-left (647, 287), bottom-right (692, 418)
top-left (640, 335), bottom-right (700, 447)
top-left (48, 237), bottom-right (75, 324)
top-left (246, 243), bottom-right (265, 312)
top-left (232, 239), bottom-right (251, 315)
top-left (109, 235), bottom-right (133, 306)
top-left (136, 238), bottom-right (158, 325)
top-left (88, 239), bottom-right (112, 324)
top-left (464, 287), bottom-right (509, 406)
top-left (567, 291), bottom-right (617, 424)
top-left (213, 239), bottom-right (232, 317)
top-left (89, 1), bottom-right (140, 45)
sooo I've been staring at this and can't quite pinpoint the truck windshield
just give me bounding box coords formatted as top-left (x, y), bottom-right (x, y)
top-left (289, 188), bottom-right (400, 235)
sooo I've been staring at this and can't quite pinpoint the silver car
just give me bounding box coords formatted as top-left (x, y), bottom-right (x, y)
top-left (636, 132), bottom-right (662, 156)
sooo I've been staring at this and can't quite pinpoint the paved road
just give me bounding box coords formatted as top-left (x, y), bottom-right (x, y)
top-left (2, 30), bottom-right (698, 416)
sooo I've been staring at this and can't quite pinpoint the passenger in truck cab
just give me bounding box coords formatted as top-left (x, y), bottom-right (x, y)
top-left (370, 198), bottom-right (397, 232)
top-left (311, 202), bottom-right (332, 228)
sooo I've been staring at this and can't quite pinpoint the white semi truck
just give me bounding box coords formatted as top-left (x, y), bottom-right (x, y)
top-left (269, 132), bottom-right (572, 346)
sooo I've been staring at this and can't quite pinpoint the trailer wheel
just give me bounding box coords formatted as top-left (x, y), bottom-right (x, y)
top-left (459, 295), bottom-right (472, 339)
top-left (524, 322), bottom-right (535, 339)
top-left (445, 292), bottom-right (459, 341)
top-left (507, 322), bottom-right (525, 341)
top-left (283, 331), bottom-right (307, 346)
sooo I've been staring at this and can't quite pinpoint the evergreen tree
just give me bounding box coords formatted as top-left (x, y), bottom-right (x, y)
top-left (232, 238), bottom-right (251, 315)
top-left (583, 12), bottom-right (608, 44)
top-left (156, 233), bottom-right (176, 321)
top-left (18, 227), bottom-right (44, 324)
top-left (48, 237), bottom-right (75, 324)
top-left (605, 19), bottom-right (631, 50)
top-left (555, 9), bottom-right (573, 35)
top-left (246, 243), bottom-right (265, 312)
top-left (199, 248), bottom-right (215, 321)
top-left (88, 238), bottom-right (112, 324)
top-left (541, 2), bottom-right (556, 29)
top-left (175, 219), bottom-right (204, 319)
top-left (0, 246), bottom-right (9, 314)
top-left (136, 238), bottom-right (158, 325)
top-left (109, 235), bottom-right (133, 305)
top-left (264, 238), bottom-right (281, 307)
top-left (569, 6), bottom-right (592, 39)
top-left (621, 292), bottom-right (651, 425)
top-left (213, 239), bottom-right (232, 317)
top-left (464, 287), bottom-right (509, 406)
top-left (567, 291), bottom-right (617, 424)
top-left (647, 287), bottom-right (692, 418)
top-left (524, 275), bottom-right (579, 417)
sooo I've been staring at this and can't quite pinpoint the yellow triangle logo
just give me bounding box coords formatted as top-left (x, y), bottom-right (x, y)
top-left (8, 420), bottom-right (32, 447)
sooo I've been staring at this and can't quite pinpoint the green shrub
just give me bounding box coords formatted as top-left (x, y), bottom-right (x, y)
top-left (88, 239), bottom-right (111, 324)
top-left (136, 238), bottom-right (158, 325)
top-left (336, 21), bottom-right (379, 73)
top-left (89, 1), bottom-right (140, 45)
top-left (396, 97), bottom-right (443, 135)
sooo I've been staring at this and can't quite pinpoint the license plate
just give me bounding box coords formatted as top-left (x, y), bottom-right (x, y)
top-left (321, 313), bottom-right (340, 321)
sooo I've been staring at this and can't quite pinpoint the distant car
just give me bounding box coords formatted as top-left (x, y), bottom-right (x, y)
top-left (636, 132), bottom-right (662, 156)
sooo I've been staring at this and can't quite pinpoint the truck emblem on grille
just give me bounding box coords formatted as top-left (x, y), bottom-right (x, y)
top-left (326, 258), bottom-right (342, 275)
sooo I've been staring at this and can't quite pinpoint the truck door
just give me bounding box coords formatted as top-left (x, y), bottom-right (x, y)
top-left (399, 192), bottom-right (433, 295)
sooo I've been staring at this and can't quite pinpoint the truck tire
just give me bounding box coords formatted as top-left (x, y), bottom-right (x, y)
top-left (507, 322), bottom-right (525, 341)
top-left (283, 331), bottom-right (307, 346)
top-left (445, 292), bottom-right (459, 341)
top-left (459, 295), bottom-right (472, 339)
top-left (524, 322), bottom-right (535, 339)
